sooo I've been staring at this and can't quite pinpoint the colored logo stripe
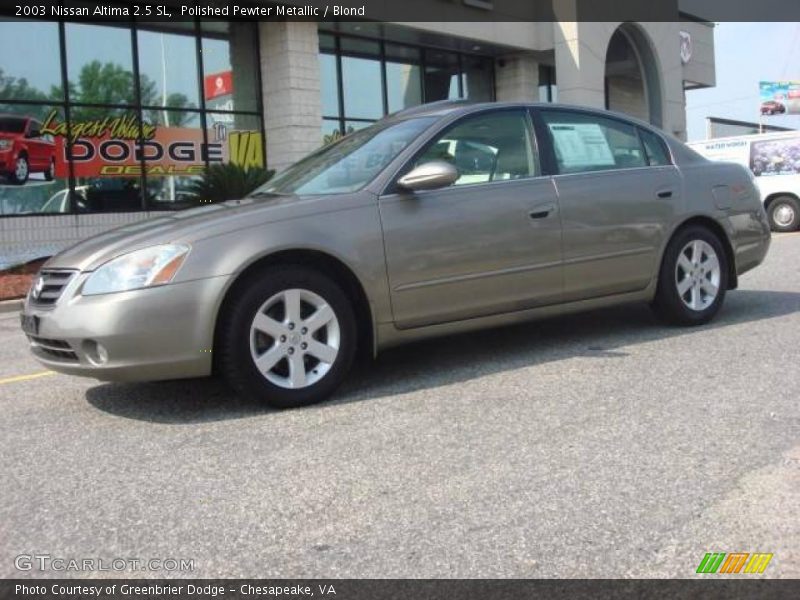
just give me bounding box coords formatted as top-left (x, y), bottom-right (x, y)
top-left (696, 552), bottom-right (773, 574)
top-left (744, 553), bottom-right (773, 574)
top-left (697, 553), bottom-right (726, 573)
top-left (720, 553), bottom-right (749, 574)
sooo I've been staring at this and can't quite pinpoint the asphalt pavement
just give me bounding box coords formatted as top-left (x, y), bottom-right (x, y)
top-left (1, 234), bottom-right (798, 579)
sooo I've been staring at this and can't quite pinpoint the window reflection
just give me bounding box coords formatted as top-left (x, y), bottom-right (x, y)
top-left (0, 19), bottom-right (62, 102)
top-left (137, 26), bottom-right (200, 109)
top-left (342, 56), bottom-right (383, 120)
top-left (321, 35), bottom-right (494, 140)
top-left (201, 21), bottom-right (260, 113)
top-left (65, 23), bottom-right (136, 106)
top-left (424, 50), bottom-right (461, 102)
top-left (0, 21), bottom-right (264, 216)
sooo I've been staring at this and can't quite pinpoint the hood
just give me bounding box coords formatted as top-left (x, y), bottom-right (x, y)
top-left (45, 193), bottom-right (352, 272)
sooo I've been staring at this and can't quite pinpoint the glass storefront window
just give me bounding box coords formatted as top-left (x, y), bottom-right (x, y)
top-left (424, 50), bottom-right (461, 102)
top-left (0, 19), bottom-right (63, 102)
top-left (137, 26), bottom-right (200, 110)
top-left (321, 34), bottom-right (494, 138)
top-left (0, 20), bottom-right (264, 216)
top-left (69, 106), bottom-right (147, 213)
top-left (201, 21), bottom-right (260, 113)
top-left (322, 119), bottom-right (341, 145)
top-left (142, 109), bottom-right (203, 210)
top-left (206, 111), bottom-right (265, 172)
top-left (320, 53), bottom-right (339, 118)
top-left (461, 56), bottom-right (494, 102)
top-left (386, 62), bottom-right (422, 113)
top-left (65, 23), bottom-right (136, 106)
top-left (341, 56), bottom-right (383, 120)
top-left (0, 104), bottom-right (67, 214)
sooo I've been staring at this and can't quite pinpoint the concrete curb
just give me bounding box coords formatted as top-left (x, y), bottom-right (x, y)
top-left (0, 298), bottom-right (23, 314)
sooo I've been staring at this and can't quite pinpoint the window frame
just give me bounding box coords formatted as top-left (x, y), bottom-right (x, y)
top-left (531, 106), bottom-right (670, 177)
top-left (383, 107), bottom-right (543, 196)
top-left (636, 126), bottom-right (673, 167)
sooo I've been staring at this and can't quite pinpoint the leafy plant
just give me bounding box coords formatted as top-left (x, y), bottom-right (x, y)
top-left (190, 163), bottom-right (275, 204)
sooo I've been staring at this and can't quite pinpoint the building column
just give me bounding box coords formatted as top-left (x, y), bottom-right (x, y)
top-left (494, 54), bottom-right (539, 102)
top-left (552, 21), bottom-right (613, 110)
top-left (259, 22), bottom-right (322, 172)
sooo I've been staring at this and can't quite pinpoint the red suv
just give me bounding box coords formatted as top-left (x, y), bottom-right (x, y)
top-left (0, 115), bottom-right (56, 184)
top-left (760, 100), bottom-right (786, 116)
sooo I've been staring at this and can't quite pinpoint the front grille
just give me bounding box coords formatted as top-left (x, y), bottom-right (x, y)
top-left (30, 269), bottom-right (77, 307)
top-left (28, 336), bottom-right (78, 362)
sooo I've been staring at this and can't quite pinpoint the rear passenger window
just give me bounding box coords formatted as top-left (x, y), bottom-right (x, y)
top-left (540, 110), bottom-right (647, 174)
top-left (639, 128), bottom-right (671, 166)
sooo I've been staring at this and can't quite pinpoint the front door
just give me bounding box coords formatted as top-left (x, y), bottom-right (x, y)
top-left (379, 109), bottom-right (563, 329)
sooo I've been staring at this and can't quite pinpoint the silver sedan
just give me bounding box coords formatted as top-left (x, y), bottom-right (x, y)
top-left (21, 102), bottom-right (771, 408)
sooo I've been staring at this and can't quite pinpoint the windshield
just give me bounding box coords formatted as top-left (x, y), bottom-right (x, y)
top-left (0, 117), bottom-right (26, 133)
top-left (253, 117), bottom-right (435, 196)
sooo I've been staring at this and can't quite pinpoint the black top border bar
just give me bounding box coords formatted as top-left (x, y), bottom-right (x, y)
top-left (4, 0), bottom-right (800, 22)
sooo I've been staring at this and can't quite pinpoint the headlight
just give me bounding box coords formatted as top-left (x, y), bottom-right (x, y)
top-left (82, 244), bottom-right (190, 296)
top-left (0, 139), bottom-right (11, 149)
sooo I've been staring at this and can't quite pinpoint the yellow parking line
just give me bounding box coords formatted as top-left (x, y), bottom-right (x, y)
top-left (0, 371), bottom-right (55, 385)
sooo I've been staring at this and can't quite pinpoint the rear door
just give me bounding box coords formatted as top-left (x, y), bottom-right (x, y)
top-left (534, 108), bottom-right (682, 302)
top-left (379, 108), bottom-right (563, 328)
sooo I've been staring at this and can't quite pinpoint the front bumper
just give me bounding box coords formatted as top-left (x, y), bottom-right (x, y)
top-left (21, 274), bottom-right (230, 382)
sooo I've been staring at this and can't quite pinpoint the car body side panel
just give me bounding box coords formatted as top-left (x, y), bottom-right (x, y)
top-left (378, 177), bottom-right (563, 329)
top-left (179, 195), bottom-right (394, 334)
top-left (554, 165), bottom-right (683, 302)
top-left (675, 161), bottom-right (771, 276)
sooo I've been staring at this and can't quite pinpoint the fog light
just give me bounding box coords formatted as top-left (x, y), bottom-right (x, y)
top-left (82, 340), bottom-right (108, 365)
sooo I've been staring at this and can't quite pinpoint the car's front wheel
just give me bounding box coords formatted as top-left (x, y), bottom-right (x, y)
top-left (10, 155), bottom-right (28, 184)
top-left (218, 266), bottom-right (357, 408)
top-left (652, 226), bottom-right (728, 326)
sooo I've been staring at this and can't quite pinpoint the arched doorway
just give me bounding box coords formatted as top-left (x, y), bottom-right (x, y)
top-left (604, 24), bottom-right (663, 128)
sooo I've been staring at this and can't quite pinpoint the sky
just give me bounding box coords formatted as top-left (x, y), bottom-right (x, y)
top-left (685, 22), bottom-right (800, 140)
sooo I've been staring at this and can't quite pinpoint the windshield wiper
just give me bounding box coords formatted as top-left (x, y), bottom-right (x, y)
top-left (249, 190), bottom-right (291, 198)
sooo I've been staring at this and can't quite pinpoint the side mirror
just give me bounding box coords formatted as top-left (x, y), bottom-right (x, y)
top-left (396, 160), bottom-right (459, 192)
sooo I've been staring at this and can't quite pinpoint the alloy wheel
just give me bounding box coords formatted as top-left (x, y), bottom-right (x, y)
top-left (15, 157), bottom-right (28, 181)
top-left (249, 288), bottom-right (340, 389)
top-left (675, 240), bottom-right (721, 311)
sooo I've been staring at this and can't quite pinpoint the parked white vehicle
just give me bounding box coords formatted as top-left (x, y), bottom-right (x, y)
top-left (688, 131), bottom-right (800, 232)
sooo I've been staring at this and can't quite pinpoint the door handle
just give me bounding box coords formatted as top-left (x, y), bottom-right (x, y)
top-left (529, 205), bottom-right (555, 219)
top-left (657, 190), bottom-right (673, 199)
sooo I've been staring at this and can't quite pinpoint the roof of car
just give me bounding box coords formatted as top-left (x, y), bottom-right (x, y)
top-left (388, 100), bottom-right (664, 134)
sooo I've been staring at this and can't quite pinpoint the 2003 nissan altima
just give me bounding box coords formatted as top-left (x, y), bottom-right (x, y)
top-left (21, 102), bottom-right (771, 408)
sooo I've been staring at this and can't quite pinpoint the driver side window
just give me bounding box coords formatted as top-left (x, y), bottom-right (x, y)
top-left (415, 110), bottom-right (539, 186)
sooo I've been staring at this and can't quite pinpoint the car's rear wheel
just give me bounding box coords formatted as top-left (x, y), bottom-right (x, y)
top-left (652, 225), bottom-right (728, 326)
top-left (767, 195), bottom-right (800, 232)
top-left (218, 266), bottom-right (357, 408)
top-left (10, 155), bottom-right (28, 184)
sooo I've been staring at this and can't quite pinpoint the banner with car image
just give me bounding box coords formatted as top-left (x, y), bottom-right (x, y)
top-left (42, 109), bottom-right (264, 178)
top-left (759, 81), bottom-right (800, 116)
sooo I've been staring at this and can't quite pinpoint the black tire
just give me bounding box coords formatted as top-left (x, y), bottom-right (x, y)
top-left (217, 265), bottom-right (357, 409)
top-left (44, 158), bottom-right (55, 181)
top-left (767, 195), bottom-right (800, 232)
top-left (651, 225), bottom-right (729, 326)
top-left (10, 155), bottom-right (28, 185)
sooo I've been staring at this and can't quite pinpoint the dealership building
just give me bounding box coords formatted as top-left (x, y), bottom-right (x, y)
top-left (0, 0), bottom-right (716, 268)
